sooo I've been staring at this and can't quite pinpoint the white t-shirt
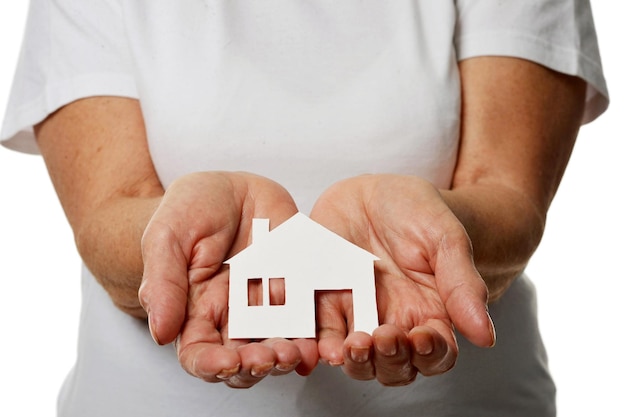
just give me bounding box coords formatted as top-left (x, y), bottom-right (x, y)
top-left (1, 1), bottom-right (608, 416)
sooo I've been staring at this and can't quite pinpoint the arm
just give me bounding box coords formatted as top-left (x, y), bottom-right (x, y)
top-left (35, 97), bottom-right (163, 317)
top-left (312, 57), bottom-right (586, 385)
top-left (446, 56), bottom-right (585, 300)
top-left (35, 97), bottom-right (318, 387)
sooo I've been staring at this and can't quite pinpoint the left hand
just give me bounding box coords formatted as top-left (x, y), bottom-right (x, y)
top-left (310, 175), bottom-right (495, 386)
top-left (139, 172), bottom-right (318, 388)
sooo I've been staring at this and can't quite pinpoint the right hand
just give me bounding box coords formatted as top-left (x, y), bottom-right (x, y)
top-left (138, 172), bottom-right (318, 388)
top-left (310, 175), bottom-right (495, 385)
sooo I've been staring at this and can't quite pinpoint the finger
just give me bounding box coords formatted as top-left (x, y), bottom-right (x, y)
top-left (318, 329), bottom-right (346, 367)
top-left (177, 341), bottom-right (242, 383)
top-left (342, 331), bottom-right (375, 381)
top-left (316, 291), bottom-right (351, 366)
top-left (372, 325), bottom-right (417, 386)
top-left (261, 338), bottom-right (302, 376)
top-left (224, 342), bottom-right (278, 388)
top-left (139, 222), bottom-right (189, 345)
top-left (408, 323), bottom-right (458, 376)
top-left (434, 230), bottom-right (496, 348)
top-left (176, 316), bottom-right (241, 383)
top-left (293, 338), bottom-right (319, 376)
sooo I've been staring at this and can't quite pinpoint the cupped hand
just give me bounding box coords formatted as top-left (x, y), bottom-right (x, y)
top-left (310, 175), bottom-right (495, 386)
top-left (138, 172), bottom-right (318, 388)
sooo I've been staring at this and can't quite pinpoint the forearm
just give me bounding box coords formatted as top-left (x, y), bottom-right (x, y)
top-left (76, 195), bottom-right (162, 318)
top-left (34, 97), bottom-right (165, 318)
top-left (448, 57), bottom-right (586, 301)
top-left (441, 184), bottom-right (545, 301)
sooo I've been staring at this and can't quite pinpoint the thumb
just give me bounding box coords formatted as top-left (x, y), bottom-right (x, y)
top-left (139, 223), bottom-right (189, 345)
top-left (434, 233), bottom-right (496, 348)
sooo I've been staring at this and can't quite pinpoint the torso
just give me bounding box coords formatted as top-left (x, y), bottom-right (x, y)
top-left (124, 0), bottom-right (461, 211)
top-left (60, 2), bottom-right (556, 416)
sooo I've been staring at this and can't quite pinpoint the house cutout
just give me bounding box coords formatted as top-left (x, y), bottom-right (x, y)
top-left (225, 212), bottom-right (380, 339)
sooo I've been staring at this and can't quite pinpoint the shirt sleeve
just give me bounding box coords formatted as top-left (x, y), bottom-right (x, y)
top-left (455, 0), bottom-right (608, 124)
top-left (0, 0), bottom-right (137, 154)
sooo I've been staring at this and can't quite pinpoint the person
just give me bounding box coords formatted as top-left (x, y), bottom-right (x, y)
top-left (0, 0), bottom-right (608, 416)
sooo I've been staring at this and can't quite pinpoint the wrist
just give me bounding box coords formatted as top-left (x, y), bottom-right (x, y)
top-left (75, 195), bottom-right (162, 318)
top-left (440, 184), bottom-right (545, 301)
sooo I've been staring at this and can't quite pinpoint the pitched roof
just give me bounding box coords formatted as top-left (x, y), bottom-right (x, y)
top-left (225, 212), bottom-right (379, 265)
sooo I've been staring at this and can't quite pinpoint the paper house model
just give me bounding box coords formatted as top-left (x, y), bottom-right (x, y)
top-left (225, 212), bottom-right (379, 339)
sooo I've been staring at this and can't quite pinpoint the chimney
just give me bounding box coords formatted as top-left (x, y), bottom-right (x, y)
top-left (252, 218), bottom-right (270, 244)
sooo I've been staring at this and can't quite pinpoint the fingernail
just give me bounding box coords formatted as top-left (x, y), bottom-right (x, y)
top-left (275, 360), bottom-right (299, 372)
top-left (147, 313), bottom-right (161, 345)
top-left (414, 333), bottom-right (434, 356)
top-left (416, 342), bottom-right (433, 356)
top-left (322, 353), bottom-right (344, 366)
top-left (350, 347), bottom-right (370, 363)
top-left (216, 365), bottom-right (241, 380)
top-left (376, 337), bottom-right (398, 357)
top-left (488, 314), bottom-right (497, 348)
top-left (251, 363), bottom-right (273, 377)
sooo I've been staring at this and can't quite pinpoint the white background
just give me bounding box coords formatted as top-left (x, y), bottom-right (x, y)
top-left (1, 2), bottom-right (624, 416)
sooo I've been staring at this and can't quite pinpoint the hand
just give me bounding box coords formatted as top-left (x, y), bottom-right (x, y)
top-left (138, 172), bottom-right (318, 388)
top-left (310, 175), bottom-right (495, 386)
